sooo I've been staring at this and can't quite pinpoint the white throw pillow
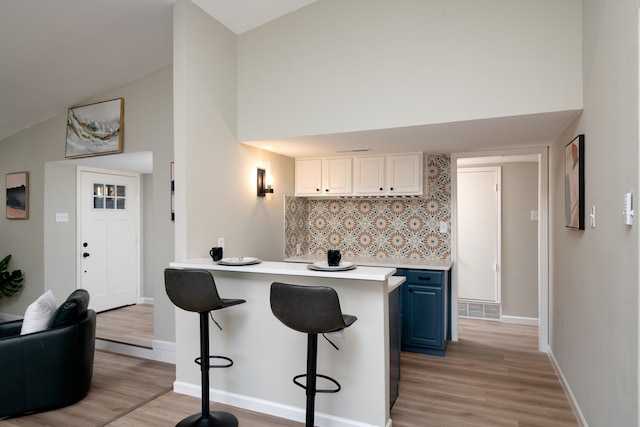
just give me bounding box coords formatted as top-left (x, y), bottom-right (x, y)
top-left (20, 290), bottom-right (58, 335)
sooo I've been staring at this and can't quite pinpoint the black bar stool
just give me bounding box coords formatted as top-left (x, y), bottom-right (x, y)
top-left (165, 268), bottom-right (246, 427)
top-left (270, 282), bottom-right (357, 427)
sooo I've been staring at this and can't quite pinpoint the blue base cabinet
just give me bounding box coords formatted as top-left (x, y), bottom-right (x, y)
top-left (396, 268), bottom-right (450, 357)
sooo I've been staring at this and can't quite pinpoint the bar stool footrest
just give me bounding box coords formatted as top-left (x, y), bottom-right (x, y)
top-left (293, 373), bottom-right (341, 393)
top-left (195, 355), bottom-right (234, 369)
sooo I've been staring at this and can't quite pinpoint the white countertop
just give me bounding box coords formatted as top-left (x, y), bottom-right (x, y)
top-left (170, 258), bottom-right (397, 281)
top-left (285, 255), bottom-right (452, 270)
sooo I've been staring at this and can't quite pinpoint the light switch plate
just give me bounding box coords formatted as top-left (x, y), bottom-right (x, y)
top-left (55, 212), bottom-right (69, 222)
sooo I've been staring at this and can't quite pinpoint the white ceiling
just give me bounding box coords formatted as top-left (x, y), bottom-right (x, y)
top-left (0, 0), bottom-right (578, 164)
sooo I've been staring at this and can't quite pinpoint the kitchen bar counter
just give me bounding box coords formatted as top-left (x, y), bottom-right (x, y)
top-left (169, 259), bottom-right (400, 427)
top-left (285, 255), bottom-right (452, 271)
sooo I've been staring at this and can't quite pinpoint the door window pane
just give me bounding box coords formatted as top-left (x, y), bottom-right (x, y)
top-left (93, 182), bottom-right (126, 210)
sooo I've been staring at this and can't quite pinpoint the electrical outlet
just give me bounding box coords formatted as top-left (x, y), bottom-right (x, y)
top-left (217, 237), bottom-right (224, 248)
top-left (296, 244), bottom-right (301, 255)
top-left (439, 221), bottom-right (448, 233)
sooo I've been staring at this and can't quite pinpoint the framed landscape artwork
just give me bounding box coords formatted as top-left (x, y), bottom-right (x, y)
top-left (565, 134), bottom-right (585, 230)
top-left (6, 172), bottom-right (28, 219)
top-left (65, 98), bottom-right (124, 159)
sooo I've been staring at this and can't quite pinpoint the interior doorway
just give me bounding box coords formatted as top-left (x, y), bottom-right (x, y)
top-left (78, 167), bottom-right (140, 312)
top-left (452, 147), bottom-right (549, 353)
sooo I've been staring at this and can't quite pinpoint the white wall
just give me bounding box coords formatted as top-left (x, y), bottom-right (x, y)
top-left (549, 0), bottom-right (638, 425)
top-left (173, 0), bottom-right (294, 267)
top-left (237, 0), bottom-right (582, 142)
top-left (502, 162), bottom-right (538, 318)
top-left (1, 67), bottom-right (176, 343)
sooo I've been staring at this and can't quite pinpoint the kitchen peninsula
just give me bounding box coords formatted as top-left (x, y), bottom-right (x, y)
top-left (169, 259), bottom-right (403, 427)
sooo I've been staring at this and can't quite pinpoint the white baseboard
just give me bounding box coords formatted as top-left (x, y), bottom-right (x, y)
top-left (173, 381), bottom-right (380, 427)
top-left (500, 315), bottom-right (539, 326)
top-left (547, 348), bottom-right (588, 427)
top-left (95, 339), bottom-right (175, 364)
top-left (139, 297), bottom-right (154, 305)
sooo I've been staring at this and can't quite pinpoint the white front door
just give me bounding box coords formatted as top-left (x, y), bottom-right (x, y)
top-left (457, 166), bottom-right (501, 303)
top-left (79, 168), bottom-right (140, 312)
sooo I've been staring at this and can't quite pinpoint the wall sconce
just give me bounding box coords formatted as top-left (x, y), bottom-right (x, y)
top-left (257, 168), bottom-right (274, 197)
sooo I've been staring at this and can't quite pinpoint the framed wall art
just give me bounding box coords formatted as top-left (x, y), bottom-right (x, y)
top-left (65, 98), bottom-right (124, 159)
top-left (6, 172), bottom-right (29, 219)
top-left (565, 134), bottom-right (585, 230)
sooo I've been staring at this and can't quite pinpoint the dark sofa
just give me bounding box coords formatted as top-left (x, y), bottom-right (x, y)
top-left (0, 289), bottom-right (96, 418)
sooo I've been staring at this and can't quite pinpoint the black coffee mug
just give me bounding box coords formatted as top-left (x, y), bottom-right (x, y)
top-left (327, 249), bottom-right (341, 266)
top-left (210, 247), bottom-right (223, 262)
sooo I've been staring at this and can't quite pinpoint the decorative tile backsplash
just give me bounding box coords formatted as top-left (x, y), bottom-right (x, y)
top-left (284, 154), bottom-right (451, 261)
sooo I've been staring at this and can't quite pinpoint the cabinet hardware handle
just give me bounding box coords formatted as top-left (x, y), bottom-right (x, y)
top-left (390, 187), bottom-right (394, 191)
top-left (325, 189), bottom-right (329, 192)
top-left (418, 276), bottom-right (431, 281)
top-left (379, 187), bottom-right (383, 191)
top-left (409, 288), bottom-right (413, 293)
top-left (316, 188), bottom-right (320, 192)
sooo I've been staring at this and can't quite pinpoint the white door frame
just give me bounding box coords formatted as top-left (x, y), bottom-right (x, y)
top-left (452, 147), bottom-right (549, 353)
top-left (76, 166), bottom-right (142, 308)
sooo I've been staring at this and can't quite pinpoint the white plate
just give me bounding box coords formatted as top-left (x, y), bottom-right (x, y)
top-left (307, 261), bottom-right (356, 272)
top-left (218, 257), bottom-right (261, 266)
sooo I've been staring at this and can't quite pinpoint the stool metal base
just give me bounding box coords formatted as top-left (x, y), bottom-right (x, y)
top-left (176, 411), bottom-right (238, 427)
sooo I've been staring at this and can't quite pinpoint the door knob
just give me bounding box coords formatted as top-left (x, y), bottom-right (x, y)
top-left (83, 252), bottom-right (90, 258)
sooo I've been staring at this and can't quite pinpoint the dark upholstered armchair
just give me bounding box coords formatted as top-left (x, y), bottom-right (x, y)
top-left (0, 289), bottom-right (96, 418)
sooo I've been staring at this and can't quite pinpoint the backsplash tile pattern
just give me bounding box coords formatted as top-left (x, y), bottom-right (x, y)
top-left (284, 196), bottom-right (309, 255)
top-left (284, 154), bottom-right (451, 261)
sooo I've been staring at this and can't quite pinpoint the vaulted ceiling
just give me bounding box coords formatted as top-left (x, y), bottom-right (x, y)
top-left (0, 0), bottom-right (577, 159)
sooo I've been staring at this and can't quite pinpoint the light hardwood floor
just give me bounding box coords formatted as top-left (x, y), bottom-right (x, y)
top-left (4, 307), bottom-right (578, 426)
top-left (95, 303), bottom-right (154, 349)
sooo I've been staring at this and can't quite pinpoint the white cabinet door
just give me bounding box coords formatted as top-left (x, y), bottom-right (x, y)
top-left (323, 157), bottom-right (352, 195)
top-left (387, 153), bottom-right (423, 195)
top-left (295, 158), bottom-right (323, 196)
top-left (354, 155), bottom-right (386, 195)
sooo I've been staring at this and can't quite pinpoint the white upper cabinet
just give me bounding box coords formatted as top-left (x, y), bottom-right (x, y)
top-left (353, 155), bottom-right (386, 195)
top-left (295, 158), bottom-right (323, 196)
top-left (295, 157), bottom-right (352, 196)
top-left (353, 153), bottom-right (423, 196)
top-left (387, 153), bottom-right (423, 195)
top-left (323, 157), bottom-right (352, 195)
top-left (296, 152), bottom-right (423, 197)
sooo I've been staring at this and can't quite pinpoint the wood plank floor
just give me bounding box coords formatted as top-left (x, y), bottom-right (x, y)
top-left (392, 319), bottom-right (578, 427)
top-left (4, 309), bottom-right (578, 426)
top-left (95, 304), bottom-right (154, 349)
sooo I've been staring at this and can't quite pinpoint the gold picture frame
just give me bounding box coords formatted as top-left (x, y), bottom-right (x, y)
top-left (65, 98), bottom-right (124, 159)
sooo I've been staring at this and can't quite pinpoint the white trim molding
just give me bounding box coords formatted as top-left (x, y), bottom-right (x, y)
top-left (548, 348), bottom-right (588, 427)
top-left (95, 339), bottom-right (176, 364)
top-left (173, 381), bottom-right (384, 427)
top-left (500, 315), bottom-right (539, 326)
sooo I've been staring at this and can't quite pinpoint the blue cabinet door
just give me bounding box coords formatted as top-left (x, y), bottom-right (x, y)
top-left (399, 269), bottom-right (449, 356)
top-left (403, 284), bottom-right (443, 348)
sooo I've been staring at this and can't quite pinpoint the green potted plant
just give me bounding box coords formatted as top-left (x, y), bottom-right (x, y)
top-left (0, 255), bottom-right (24, 298)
